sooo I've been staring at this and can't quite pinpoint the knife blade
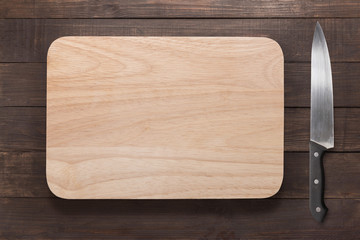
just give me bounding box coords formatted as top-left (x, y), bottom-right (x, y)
top-left (310, 22), bottom-right (334, 222)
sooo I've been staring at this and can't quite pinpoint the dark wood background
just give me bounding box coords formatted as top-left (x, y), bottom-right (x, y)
top-left (1, 1), bottom-right (360, 239)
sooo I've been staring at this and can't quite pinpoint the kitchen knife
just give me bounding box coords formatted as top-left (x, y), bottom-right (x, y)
top-left (310, 22), bottom-right (334, 222)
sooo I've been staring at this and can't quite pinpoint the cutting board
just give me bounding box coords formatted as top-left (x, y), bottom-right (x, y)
top-left (46, 37), bottom-right (284, 199)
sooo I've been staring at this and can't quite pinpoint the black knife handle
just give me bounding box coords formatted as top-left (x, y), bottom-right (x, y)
top-left (309, 141), bottom-right (328, 222)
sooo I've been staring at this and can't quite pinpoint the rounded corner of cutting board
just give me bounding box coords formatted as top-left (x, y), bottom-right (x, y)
top-left (264, 167), bottom-right (284, 199)
top-left (245, 153), bottom-right (284, 199)
top-left (46, 179), bottom-right (68, 200)
top-left (47, 36), bottom-right (75, 62)
top-left (260, 37), bottom-right (284, 60)
top-left (45, 160), bottom-right (70, 200)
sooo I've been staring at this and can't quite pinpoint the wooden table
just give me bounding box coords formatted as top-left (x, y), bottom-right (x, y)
top-left (1, 1), bottom-right (359, 239)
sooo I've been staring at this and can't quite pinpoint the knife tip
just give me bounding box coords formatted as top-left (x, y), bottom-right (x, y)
top-left (315, 21), bottom-right (322, 31)
top-left (314, 21), bottom-right (324, 40)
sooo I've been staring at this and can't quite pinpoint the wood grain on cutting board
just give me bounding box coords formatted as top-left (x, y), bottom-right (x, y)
top-left (46, 37), bottom-right (284, 199)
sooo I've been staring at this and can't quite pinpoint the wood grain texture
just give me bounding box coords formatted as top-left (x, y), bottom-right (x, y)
top-left (3, 107), bottom-right (360, 152)
top-left (2, 152), bottom-right (360, 198)
top-left (0, 63), bottom-right (46, 107)
top-left (46, 37), bottom-right (284, 199)
top-left (0, 152), bottom-right (51, 198)
top-left (0, 198), bottom-right (359, 239)
top-left (2, 0), bottom-right (360, 18)
top-left (3, 62), bottom-right (360, 107)
top-left (0, 107), bottom-right (45, 151)
top-left (2, 19), bottom-right (360, 63)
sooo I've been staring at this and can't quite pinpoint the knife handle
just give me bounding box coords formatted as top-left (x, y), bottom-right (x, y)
top-left (309, 141), bottom-right (328, 222)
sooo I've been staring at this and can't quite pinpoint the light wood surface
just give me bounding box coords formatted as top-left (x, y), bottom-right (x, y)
top-left (46, 37), bottom-right (284, 199)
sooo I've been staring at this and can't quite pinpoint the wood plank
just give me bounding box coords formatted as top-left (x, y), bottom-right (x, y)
top-left (1, 19), bottom-right (359, 63)
top-left (1, 107), bottom-right (359, 152)
top-left (2, 62), bottom-right (360, 107)
top-left (46, 36), bottom-right (284, 199)
top-left (0, 198), bottom-right (359, 239)
top-left (1, 0), bottom-right (360, 18)
top-left (285, 63), bottom-right (360, 107)
top-left (0, 174), bottom-right (50, 198)
top-left (279, 152), bottom-right (360, 199)
top-left (0, 63), bottom-right (45, 107)
top-left (284, 108), bottom-right (360, 152)
top-left (0, 152), bottom-right (44, 174)
top-left (0, 107), bottom-right (45, 151)
top-left (1, 152), bottom-right (359, 198)
top-left (0, 152), bottom-right (51, 198)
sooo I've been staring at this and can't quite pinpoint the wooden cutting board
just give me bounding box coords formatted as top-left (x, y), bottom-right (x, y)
top-left (46, 37), bottom-right (284, 199)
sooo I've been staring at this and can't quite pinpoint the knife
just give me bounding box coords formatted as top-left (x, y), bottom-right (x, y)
top-left (310, 22), bottom-right (334, 222)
